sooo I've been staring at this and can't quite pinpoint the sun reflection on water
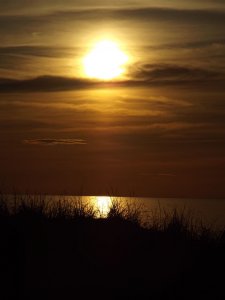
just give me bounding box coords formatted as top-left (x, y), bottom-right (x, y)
top-left (93, 196), bottom-right (111, 217)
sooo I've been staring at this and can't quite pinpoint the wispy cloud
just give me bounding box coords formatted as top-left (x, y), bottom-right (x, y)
top-left (24, 138), bottom-right (87, 145)
top-left (1, 6), bottom-right (225, 21)
top-left (0, 63), bottom-right (223, 92)
top-left (1, 6), bottom-right (225, 47)
top-left (0, 76), bottom-right (98, 92)
top-left (1, 0), bottom-right (225, 16)
top-left (158, 173), bottom-right (176, 177)
top-left (0, 46), bottom-right (74, 58)
top-left (145, 39), bottom-right (225, 51)
top-left (130, 63), bottom-right (221, 82)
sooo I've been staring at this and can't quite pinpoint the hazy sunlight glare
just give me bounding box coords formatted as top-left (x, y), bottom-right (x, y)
top-left (96, 196), bottom-right (111, 216)
top-left (83, 40), bottom-right (128, 80)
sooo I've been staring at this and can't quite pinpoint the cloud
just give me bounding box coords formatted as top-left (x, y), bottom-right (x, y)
top-left (158, 173), bottom-right (176, 177)
top-left (0, 7), bottom-right (225, 37)
top-left (0, 63), bottom-right (223, 92)
top-left (23, 138), bottom-right (87, 145)
top-left (130, 63), bottom-right (221, 82)
top-left (0, 76), bottom-right (99, 92)
top-left (0, 39), bottom-right (224, 73)
top-left (0, 0), bottom-right (143, 15)
top-left (145, 39), bottom-right (225, 51)
top-left (1, 0), bottom-right (225, 16)
top-left (1, 6), bottom-right (225, 22)
top-left (1, 5), bottom-right (224, 81)
top-left (0, 46), bottom-right (73, 58)
top-left (51, 6), bottom-right (225, 24)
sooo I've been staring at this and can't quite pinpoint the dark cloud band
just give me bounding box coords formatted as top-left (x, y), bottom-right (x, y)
top-left (24, 138), bottom-right (87, 145)
top-left (0, 63), bottom-right (222, 92)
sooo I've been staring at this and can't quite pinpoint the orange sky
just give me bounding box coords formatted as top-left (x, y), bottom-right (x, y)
top-left (0, 1), bottom-right (225, 197)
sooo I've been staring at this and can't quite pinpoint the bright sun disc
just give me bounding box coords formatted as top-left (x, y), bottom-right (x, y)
top-left (83, 40), bottom-right (128, 80)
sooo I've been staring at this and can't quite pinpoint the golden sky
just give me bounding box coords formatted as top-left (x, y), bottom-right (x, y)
top-left (0, 1), bottom-right (225, 197)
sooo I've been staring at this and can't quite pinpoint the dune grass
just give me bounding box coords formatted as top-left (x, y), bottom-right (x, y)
top-left (1, 193), bottom-right (224, 249)
top-left (0, 193), bottom-right (223, 238)
top-left (0, 193), bottom-right (224, 300)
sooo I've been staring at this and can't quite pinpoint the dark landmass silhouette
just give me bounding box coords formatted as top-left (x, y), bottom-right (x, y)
top-left (0, 195), bottom-right (224, 300)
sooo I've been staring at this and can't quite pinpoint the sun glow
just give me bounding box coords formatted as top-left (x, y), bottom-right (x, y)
top-left (96, 196), bottom-right (111, 216)
top-left (83, 40), bottom-right (128, 80)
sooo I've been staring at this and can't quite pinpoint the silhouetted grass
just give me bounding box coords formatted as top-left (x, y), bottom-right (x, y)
top-left (0, 194), bottom-right (224, 300)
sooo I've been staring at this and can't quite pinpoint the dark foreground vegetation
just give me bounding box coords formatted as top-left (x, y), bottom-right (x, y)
top-left (0, 195), bottom-right (225, 300)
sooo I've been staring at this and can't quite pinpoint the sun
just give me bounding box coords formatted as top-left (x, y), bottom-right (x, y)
top-left (83, 40), bottom-right (128, 80)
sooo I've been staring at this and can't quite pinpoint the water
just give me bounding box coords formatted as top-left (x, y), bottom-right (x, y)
top-left (3, 194), bottom-right (225, 230)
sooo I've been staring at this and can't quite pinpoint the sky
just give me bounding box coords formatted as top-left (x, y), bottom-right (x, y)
top-left (0, 0), bottom-right (225, 197)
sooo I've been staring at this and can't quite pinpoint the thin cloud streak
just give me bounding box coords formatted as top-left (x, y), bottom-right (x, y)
top-left (129, 64), bottom-right (221, 82)
top-left (24, 138), bottom-right (87, 145)
top-left (1, 0), bottom-right (225, 16)
top-left (1, 7), bottom-right (225, 22)
top-left (0, 64), bottom-right (222, 92)
top-left (0, 46), bottom-right (74, 58)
